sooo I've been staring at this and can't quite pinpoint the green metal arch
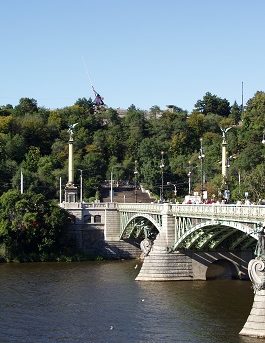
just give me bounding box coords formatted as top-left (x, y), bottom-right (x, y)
top-left (120, 213), bottom-right (162, 239)
top-left (173, 220), bottom-right (257, 251)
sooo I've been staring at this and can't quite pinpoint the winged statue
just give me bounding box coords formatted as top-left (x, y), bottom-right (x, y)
top-left (68, 123), bottom-right (78, 138)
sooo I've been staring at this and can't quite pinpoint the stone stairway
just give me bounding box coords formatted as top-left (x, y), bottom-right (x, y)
top-left (101, 186), bottom-right (155, 203)
top-left (95, 240), bottom-right (141, 259)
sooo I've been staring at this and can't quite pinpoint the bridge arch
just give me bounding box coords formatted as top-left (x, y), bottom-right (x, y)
top-left (173, 220), bottom-right (257, 251)
top-left (120, 213), bottom-right (162, 240)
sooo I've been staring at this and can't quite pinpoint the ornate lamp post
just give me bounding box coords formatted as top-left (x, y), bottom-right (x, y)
top-left (160, 151), bottom-right (165, 203)
top-left (134, 160), bottom-right (138, 203)
top-left (110, 165), bottom-right (121, 203)
top-left (110, 168), bottom-right (114, 203)
top-left (20, 169), bottom-right (24, 194)
top-left (187, 160), bottom-right (192, 195)
top-left (167, 182), bottom-right (177, 202)
top-left (198, 138), bottom-right (205, 201)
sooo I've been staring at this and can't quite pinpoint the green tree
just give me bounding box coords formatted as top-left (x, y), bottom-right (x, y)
top-left (229, 101), bottom-right (242, 124)
top-left (124, 105), bottom-right (147, 156)
top-left (241, 91), bottom-right (265, 143)
top-left (14, 98), bottom-right (38, 116)
top-left (138, 137), bottom-right (164, 190)
top-left (75, 97), bottom-right (94, 113)
top-left (194, 92), bottom-right (231, 116)
top-left (22, 146), bottom-right (41, 172)
top-left (5, 133), bottom-right (26, 162)
top-left (0, 190), bottom-right (70, 261)
top-left (149, 105), bottom-right (161, 119)
top-left (0, 116), bottom-right (13, 133)
top-left (243, 164), bottom-right (265, 202)
top-left (0, 104), bottom-right (13, 116)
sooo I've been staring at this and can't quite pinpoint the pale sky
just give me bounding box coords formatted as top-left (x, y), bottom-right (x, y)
top-left (1, 0), bottom-right (265, 112)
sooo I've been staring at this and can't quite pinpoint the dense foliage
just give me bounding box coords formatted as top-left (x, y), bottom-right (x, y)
top-left (0, 91), bottom-right (264, 260)
top-left (0, 91), bottom-right (264, 205)
top-left (0, 190), bottom-right (70, 261)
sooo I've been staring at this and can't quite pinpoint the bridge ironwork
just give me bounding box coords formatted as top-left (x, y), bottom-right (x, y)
top-left (118, 203), bottom-right (265, 251)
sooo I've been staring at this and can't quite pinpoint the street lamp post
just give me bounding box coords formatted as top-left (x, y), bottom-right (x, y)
top-left (187, 160), bottom-right (192, 195)
top-left (110, 165), bottom-right (121, 203)
top-left (160, 151), bottom-right (165, 202)
top-left (59, 176), bottom-right (62, 204)
top-left (173, 184), bottom-right (177, 198)
top-left (134, 160), bottom-right (138, 203)
top-left (167, 182), bottom-right (177, 202)
top-left (20, 169), bottom-right (24, 194)
top-left (238, 170), bottom-right (241, 198)
top-left (110, 169), bottom-right (114, 203)
top-left (78, 169), bottom-right (83, 203)
top-left (198, 138), bottom-right (205, 201)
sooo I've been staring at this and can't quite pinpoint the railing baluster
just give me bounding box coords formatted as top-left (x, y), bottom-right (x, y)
top-left (117, 203), bottom-right (264, 223)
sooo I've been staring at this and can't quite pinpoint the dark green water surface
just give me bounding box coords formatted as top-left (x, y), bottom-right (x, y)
top-left (0, 260), bottom-right (260, 343)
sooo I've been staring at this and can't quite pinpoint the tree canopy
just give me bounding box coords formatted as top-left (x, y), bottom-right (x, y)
top-left (0, 190), bottom-right (70, 261)
top-left (0, 91), bottom-right (263, 206)
top-left (0, 91), bottom-right (264, 260)
top-left (194, 92), bottom-right (231, 117)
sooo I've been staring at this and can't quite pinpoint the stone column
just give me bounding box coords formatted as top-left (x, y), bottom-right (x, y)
top-left (220, 126), bottom-right (232, 181)
top-left (104, 204), bottom-right (120, 241)
top-left (161, 203), bottom-right (175, 248)
top-left (68, 136), bottom-right (74, 185)
top-left (65, 124), bottom-right (78, 203)
top-left (221, 139), bottom-right (227, 179)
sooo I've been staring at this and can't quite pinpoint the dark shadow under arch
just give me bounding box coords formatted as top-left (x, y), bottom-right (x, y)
top-left (206, 259), bottom-right (239, 280)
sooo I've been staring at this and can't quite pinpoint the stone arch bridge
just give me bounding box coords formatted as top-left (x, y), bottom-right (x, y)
top-left (61, 202), bottom-right (265, 281)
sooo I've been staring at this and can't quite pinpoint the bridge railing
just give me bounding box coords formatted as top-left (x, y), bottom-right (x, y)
top-left (172, 204), bottom-right (265, 222)
top-left (60, 202), bottom-right (118, 210)
top-left (117, 203), bottom-right (265, 222)
top-left (118, 203), bottom-right (163, 213)
top-left (61, 201), bottom-right (265, 223)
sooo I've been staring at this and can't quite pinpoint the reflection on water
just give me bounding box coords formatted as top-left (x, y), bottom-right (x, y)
top-left (0, 261), bottom-right (257, 343)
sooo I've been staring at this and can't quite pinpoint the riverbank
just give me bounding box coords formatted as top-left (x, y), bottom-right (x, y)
top-left (0, 240), bottom-right (142, 263)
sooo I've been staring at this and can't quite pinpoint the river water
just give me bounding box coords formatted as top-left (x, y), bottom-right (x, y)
top-left (0, 260), bottom-right (261, 343)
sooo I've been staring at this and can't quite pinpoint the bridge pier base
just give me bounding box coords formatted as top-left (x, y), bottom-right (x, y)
top-left (240, 258), bottom-right (265, 338)
top-left (135, 250), bottom-right (193, 281)
top-left (240, 289), bottom-right (265, 338)
top-left (136, 231), bottom-right (193, 281)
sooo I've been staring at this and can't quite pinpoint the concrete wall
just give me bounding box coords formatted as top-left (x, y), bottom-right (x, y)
top-left (66, 223), bottom-right (141, 259)
top-left (104, 207), bottom-right (120, 241)
top-left (61, 202), bottom-right (121, 241)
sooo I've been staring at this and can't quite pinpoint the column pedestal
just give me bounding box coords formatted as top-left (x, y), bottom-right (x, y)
top-left (240, 258), bottom-right (265, 337)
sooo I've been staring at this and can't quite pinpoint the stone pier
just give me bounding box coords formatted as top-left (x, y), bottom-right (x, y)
top-left (240, 227), bottom-right (265, 338)
top-left (136, 229), bottom-right (193, 281)
top-left (240, 258), bottom-right (265, 337)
